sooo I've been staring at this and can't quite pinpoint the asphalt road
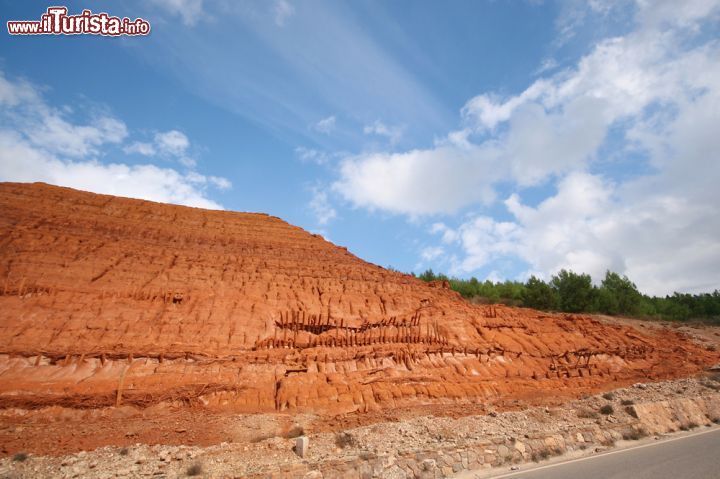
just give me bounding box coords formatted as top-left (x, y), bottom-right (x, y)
top-left (476, 427), bottom-right (720, 479)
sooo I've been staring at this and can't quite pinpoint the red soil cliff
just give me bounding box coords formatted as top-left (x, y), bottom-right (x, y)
top-left (0, 182), bottom-right (716, 416)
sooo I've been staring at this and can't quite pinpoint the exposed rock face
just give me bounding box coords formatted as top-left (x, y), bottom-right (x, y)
top-left (0, 182), bottom-right (716, 415)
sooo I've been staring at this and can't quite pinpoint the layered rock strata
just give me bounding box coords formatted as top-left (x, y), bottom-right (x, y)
top-left (0, 182), bottom-right (715, 414)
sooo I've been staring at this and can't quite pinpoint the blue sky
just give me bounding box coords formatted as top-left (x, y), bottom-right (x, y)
top-left (1, 0), bottom-right (719, 295)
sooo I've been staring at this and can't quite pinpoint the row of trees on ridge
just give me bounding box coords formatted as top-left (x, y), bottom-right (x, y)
top-left (413, 269), bottom-right (720, 323)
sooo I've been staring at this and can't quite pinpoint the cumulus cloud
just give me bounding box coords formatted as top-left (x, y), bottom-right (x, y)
top-left (155, 130), bottom-right (190, 156)
top-left (123, 141), bottom-right (156, 156)
top-left (0, 73), bottom-right (128, 158)
top-left (436, 168), bottom-right (720, 296)
top-left (295, 146), bottom-right (329, 165)
top-left (420, 246), bottom-right (445, 262)
top-left (333, 144), bottom-right (500, 216)
top-left (334, 0), bottom-right (720, 294)
top-left (337, 0), bottom-right (720, 210)
top-left (124, 129), bottom-right (197, 167)
top-left (308, 186), bottom-right (337, 225)
top-left (313, 115), bottom-right (336, 134)
top-left (0, 70), bottom-right (228, 210)
top-left (363, 120), bottom-right (404, 144)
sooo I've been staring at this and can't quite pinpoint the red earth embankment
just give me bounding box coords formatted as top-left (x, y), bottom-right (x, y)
top-left (0, 182), bottom-right (716, 454)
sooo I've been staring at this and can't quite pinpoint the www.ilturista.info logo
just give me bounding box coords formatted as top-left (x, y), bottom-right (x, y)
top-left (7, 7), bottom-right (150, 36)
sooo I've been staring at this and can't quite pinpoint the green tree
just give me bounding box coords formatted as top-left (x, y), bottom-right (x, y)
top-left (418, 269), bottom-right (437, 282)
top-left (597, 271), bottom-right (642, 316)
top-left (522, 276), bottom-right (559, 310)
top-left (551, 269), bottom-right (596, 313)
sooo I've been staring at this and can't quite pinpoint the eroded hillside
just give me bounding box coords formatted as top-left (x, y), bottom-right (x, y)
top-left (0, 182), bottom-right (716, 418)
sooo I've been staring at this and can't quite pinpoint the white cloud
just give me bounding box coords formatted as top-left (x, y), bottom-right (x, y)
top-left (209, 176), bottom-right (232, 190)
top-left (435, 167), bottom-right (720, 295)
top-left (124, 129), bottom-right (196, 167)
top-left (273, 0), bottom-right (295, 27)
top-left (26, 115), bottom-right (128, 158)
top-left (295, 146), bottom-right (329, 165)
top-left (429, 222), bottom-right (459, 244)
top-left (534, 57), bottom-right (559, 75)
top-left (150, 0), bottom-right (204, 26)
top-left (154, 130), bottom-right (190, 156)
top-left (461, 80), bottom-right (548, 131)
top-left (420, 246), bottom-right (445, 262)
top-left (635, 0), bottom-right (720, 29)
top-left (444, 215), bottom-right (523, 274)
top-left (363, 120), bottom-right (404, 144)
top-left (0, 70), bottom-right (227, 210)
top-left (334, 0), bottom-right (720, 294)
top-left (123, 141), bottom-right (156, 156)
top-left (0, 73), bottom-right (128, 158)
top-left (333, 144), bottom-right (500, 216)
top-left (308, 186), bottom-right (336, 225)
top-left (0, 132), bottom-right (223, 209)
top-left (313, 115), bottom-right (336, 134)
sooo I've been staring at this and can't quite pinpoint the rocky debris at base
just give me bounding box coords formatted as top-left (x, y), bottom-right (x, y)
top-left (2, 375), bottom-right (719, 479)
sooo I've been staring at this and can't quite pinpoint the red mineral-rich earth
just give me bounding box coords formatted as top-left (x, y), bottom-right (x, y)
top-left (0, 182), bottom-right (717, 456)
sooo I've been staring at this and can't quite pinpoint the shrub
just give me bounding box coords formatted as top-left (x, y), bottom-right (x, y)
top-left (577, 408), bottom-right (599, 419)
top-left (186, 463), bottom-right (203, 476)
top-left (622, 429), bottom-right (648, 441)
top-left (284, 425), bottom-right (304, 439)
top-left (688, 422), bottom-right (699, 429)
top-left (621, 399), bottom-right (634, 406)
top-left (600, 437), bottom-right (616, 447)
top-left (599, 404), bottom-right (614, 415)
top-left (530, 446), bottom-right (563, 462)
top-left (335, 432), bottom-right (356, 449)
top-left (12, 452), bottom-right (28, 462)
top-left (119, 447), bottom-right (129, 456)
top-left (602, 392), bottom-right (615, 400)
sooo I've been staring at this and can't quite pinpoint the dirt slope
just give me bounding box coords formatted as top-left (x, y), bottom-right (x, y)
top-left (0, 182), bottom-right (716, 419)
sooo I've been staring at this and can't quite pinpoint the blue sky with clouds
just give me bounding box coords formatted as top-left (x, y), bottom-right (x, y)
top-left (1, 0), bottom-right (719, 295)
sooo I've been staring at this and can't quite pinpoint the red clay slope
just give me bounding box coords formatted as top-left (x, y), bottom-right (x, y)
top-left (0, 182), bottom-right (715, 415)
